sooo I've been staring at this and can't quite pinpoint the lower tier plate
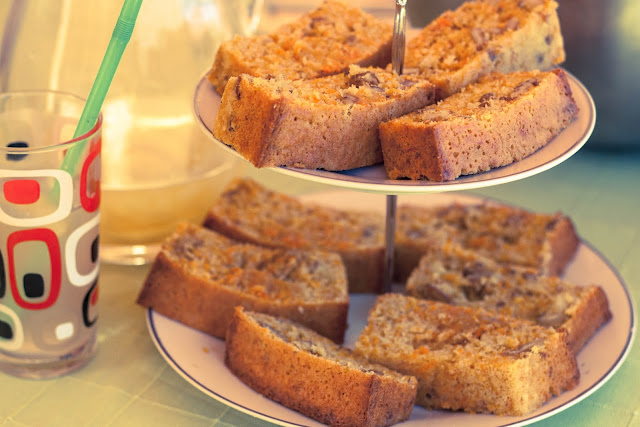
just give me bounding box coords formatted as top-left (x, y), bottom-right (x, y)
top-left (145, 191), bottom-right (635, 426)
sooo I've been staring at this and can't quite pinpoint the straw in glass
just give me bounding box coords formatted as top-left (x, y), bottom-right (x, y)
top-left (61, 0), bottom-right (143, 175)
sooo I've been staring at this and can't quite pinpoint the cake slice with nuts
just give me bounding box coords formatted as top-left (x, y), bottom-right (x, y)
top-left (137, 223), bottom-right (349, 343)
top-left (208, 0), bottom-right (394, 95)
top-left (226, 307), bottom-right (417, 427)
top-left (355, 294), bottom-right (580, 416)
top-left (406, 244), bottom-right (611, 354)
top-left (204, 178), bottom-right (386, 294)
top-left (394, 201), bottom-right (580, 282)
top-left (406, 0), bottom-right (565, 99)
top-left (380, 69), bottom-right (578, 181)
top-left (214, 65), bottom-right (435, 171)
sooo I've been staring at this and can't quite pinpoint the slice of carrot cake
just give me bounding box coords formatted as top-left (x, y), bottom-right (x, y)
top-left (214, 65), bottom-right (435, 171)
top-left (394, 201), bottom-right (580, 282)
top-left (204, 178), bottom-right (386, 294)
top-left (405, 0), bottom-right (565, 99)
top-left (406, 244), bottom-right (611, 353)
top-left (137, 223), bottom-right (349, 343)
top-left (226, 307), bottom-right (417, 427)
top-left (208, 0), bottom-right (393, 94)
top-left (380, 69), bottom-right (578, 181)
top-left (355, 294), bottom-right (579, 416)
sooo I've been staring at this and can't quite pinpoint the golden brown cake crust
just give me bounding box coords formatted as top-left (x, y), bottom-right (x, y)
top-left (214, 75), bottom-right (282, 167)
top-left (380, 69), bottom-right (578, 181)
top-left (204, 178), bottom-right (386, 294)
top-left (136, 224), bottom-right (349, 343)
top-left (545, 215), bottom-right (581, 276)
top-left (355, 294), bottom-right (580, 416)
top-left (208, 0), bottom-right (393, 95)
top-left (563, 285), bottom-right (612, 352)
top-left (225, 308), bottom-right (417, 427)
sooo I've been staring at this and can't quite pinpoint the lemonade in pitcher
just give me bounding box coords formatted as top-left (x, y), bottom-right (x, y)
top-left (99, 95), bottom-right (240, 263)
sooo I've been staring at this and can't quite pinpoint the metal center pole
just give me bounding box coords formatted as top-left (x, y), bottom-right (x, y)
top-left (383, 0), bottom-right (407, 293)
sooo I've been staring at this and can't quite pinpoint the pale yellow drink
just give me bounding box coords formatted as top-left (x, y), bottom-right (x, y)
top-left (99, 96), bottom-right (239, 263)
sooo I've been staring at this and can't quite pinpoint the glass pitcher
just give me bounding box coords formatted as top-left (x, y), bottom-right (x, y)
top-left (0, 0), bottom-right (263, 264)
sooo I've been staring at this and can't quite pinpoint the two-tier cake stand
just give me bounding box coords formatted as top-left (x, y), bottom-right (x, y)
top-left (144, 3), bottom-right (635, 426)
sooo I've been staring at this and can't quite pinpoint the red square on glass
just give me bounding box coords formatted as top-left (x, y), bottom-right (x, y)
top-left (3, 180), bottom-right (40, 205)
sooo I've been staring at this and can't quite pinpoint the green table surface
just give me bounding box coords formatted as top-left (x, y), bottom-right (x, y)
top-left (1, 147), bottom-right (638, 427)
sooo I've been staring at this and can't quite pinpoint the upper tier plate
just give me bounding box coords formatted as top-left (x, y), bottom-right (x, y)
top-left (193, 70), bottom-right (595, 194)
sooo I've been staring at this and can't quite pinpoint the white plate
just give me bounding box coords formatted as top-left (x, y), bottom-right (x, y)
top-left (193, 71), bottom-right (595, 195)
top-left (145, 191), bottom-right (635, 427)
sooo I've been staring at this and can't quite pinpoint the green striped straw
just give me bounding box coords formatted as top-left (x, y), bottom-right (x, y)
top-left (61, 0), bottom-right (143, 175)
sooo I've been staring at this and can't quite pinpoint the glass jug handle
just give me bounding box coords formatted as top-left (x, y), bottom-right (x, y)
top-left (246, 0), bottom-right (264, 35)
top-left (0, 0), bottom-right (27, 91)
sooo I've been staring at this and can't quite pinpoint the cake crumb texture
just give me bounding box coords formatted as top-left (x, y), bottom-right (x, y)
top-left (355, 294), bottom-right (579, 416)
top-left (214, 65), bottom-right (435, 171)
top-left (136, 223), bottom-right (349, 343)
top-left (394, 201), bottom-right (580, 282)
top-left (405, 0), bottom-right (565, 99)
top-left (205, 177), bottom-right (387, 293)
top-left (380, 69), bottom-right (578, 181)
top-left (406, 244), bottom-right (612, 353)
top-left (208, 0), bottom-right (393, 94)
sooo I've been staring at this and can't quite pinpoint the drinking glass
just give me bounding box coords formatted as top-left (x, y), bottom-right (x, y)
top-left (0, 90), bottom-right (101, 378)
